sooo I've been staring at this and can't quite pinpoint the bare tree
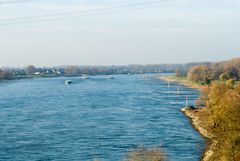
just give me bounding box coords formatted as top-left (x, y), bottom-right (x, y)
top-left (64, 65), bottom-right (78, 75)
top-left (25, 65), bottom-right (37, 75)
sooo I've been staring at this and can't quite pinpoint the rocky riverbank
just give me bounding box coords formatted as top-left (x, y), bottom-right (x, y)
top-left (158, 75), bottom-right (217, 161)
top-left (181, 107), bottom-right (216, 161)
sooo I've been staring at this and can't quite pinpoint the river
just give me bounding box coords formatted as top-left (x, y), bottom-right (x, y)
top-left (0, 74), bottom-right (204, 161)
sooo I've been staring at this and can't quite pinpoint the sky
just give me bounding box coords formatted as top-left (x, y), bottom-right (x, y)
top-left (0, 0), bottom-right (239, 67)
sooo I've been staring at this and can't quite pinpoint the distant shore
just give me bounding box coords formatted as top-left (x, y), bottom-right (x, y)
top-left (157, 75), bottom-right (215, 161)
top-left (0, 74), bottom-right (91, 82)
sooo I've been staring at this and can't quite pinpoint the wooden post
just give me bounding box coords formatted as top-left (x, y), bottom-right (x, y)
top-left (186, 95), bottom-right (188, 107)
top-left (176, 86), bottom-right (180, 95)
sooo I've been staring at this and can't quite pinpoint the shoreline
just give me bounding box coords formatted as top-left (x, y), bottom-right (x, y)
top-left (181, 107), bottom-right (215, 161)
top-left (158, 76), bottom-right (214, 161)
top-left (0, 74), bottom-right (92, 83)
top-left (157, 75), bottom-right (205, 90)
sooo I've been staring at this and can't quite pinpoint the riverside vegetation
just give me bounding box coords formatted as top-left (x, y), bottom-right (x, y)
top-left (167, 57), bottom-right (240, 161)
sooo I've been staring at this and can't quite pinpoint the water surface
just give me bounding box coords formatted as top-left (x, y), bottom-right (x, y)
top-left (0, 74), bottom-right (204, 161)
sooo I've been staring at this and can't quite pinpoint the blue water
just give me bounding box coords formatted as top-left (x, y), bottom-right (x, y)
top-left (0, 74), bottom-right (204, 161)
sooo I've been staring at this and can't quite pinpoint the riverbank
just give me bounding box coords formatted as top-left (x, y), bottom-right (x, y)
top-left (157, 75), bottom-right (218, 161)
top-left (181, 107), bottom-right (216, 161)
top-left (0, 74), bottom-right (87, 82)
top-left (158, 75), bottom-right (205, 90)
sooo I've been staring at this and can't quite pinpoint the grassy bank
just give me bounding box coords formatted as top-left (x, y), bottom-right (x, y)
top-left (158, 75), bottom-right (205, 90)
top-left (158, 75), bottom-right (240, 161)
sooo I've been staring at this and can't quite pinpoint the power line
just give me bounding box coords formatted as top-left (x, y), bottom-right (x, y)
top-left (0, 0), bottom-right (40, 5)
top-left (0, 0), bottom-right (168, 21)
top-left (0, 0), bottom-right (190, 25)
top-left (0, 7), bottom-right (151, 26)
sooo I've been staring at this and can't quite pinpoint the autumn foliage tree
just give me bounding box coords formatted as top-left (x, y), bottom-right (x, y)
top-left (187, 65), bottom-right (210, 83)
top-left (209, 82), bottom-right (240, 131)
top-left (186, 57), bottom-right (240, 82)
top-left (204, 81), bottom-right (240, 160)
top-left (211, 57), bottom-right (240, 81)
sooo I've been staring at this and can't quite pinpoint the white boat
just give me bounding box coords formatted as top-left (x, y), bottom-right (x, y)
top-left (81, 75), bottom-right (89, 79)
top-left (65, 80), bottom-right (72, 84)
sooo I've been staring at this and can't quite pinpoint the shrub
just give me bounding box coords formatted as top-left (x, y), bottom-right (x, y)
top-left (123, 145), bottom-right (165, 161)
top-left (226, 79), bottom-right (235, 88)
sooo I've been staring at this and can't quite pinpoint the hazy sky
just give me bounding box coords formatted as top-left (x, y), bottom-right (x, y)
top-left (0, 0), bottom-right (239, 67)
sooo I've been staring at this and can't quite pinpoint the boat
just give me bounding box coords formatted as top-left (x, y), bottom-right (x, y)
top-left (81, 75), bottom-right (89, 79)
top-left (65, 80), bottom-right (72, 84)
top-left (108, 76), bottom-right (114, 79)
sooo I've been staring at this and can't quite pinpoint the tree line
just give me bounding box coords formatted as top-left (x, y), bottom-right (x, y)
top-left (176, 57), bottom-right (240, 84)
top-left (1, 57), bottom-right (239, 81)
top-left (0, 64), bottom-right (184, 80)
